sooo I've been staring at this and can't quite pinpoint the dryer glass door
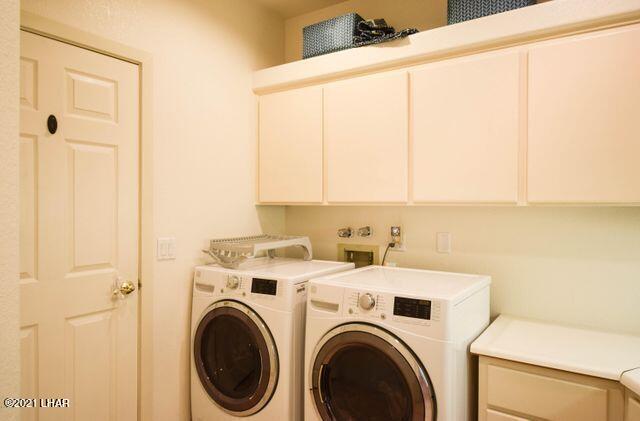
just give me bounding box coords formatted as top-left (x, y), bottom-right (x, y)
top-left (193, 301), bottom-right (278, 416)
top-left (310, 323), bottom-right (435, 421)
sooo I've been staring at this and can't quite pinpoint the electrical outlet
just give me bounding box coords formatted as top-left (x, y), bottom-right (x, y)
top-left (389, 226), bottom-right (406, 252)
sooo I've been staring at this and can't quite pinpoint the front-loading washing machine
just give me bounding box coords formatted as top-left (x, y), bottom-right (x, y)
top-left (191, 257), bottom-right (354, 421)
top-left (305, 265), bottom-right (490, 421)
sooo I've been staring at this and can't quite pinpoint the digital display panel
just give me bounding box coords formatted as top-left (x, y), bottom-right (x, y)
top-left (251, 278), bottom-right (277, 296)
top-left (393, 297), bottom-right (431, 320)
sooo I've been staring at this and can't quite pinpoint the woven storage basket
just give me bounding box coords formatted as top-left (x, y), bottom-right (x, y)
top-left (448, 0), bottom-right (536, 25)
top-left (303, 13), bottom-right (365, 59)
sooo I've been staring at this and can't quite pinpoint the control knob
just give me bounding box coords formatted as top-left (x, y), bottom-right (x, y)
top-left (226, 275), bottom-right (240, 290)
top-left (359, 293), bottom-right (376, 310)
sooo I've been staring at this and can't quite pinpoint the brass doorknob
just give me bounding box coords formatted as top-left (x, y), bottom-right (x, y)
top-left (113, 280), bottom-right (136, 298)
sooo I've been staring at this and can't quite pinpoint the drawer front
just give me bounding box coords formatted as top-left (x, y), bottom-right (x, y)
top-left (486, 409), bottom-right (529, 421)
top-left (487, 364), bottom-right (608, 421)
top-left (628, 394), bottom-right (640, 421)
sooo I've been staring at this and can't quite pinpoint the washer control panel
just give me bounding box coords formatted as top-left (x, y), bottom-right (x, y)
top-left (358, 293), bottom-right (376, 310)
top-left (393, 297), bottom-right (431, 320)
top-left (343, 290), bottom-right (441, 325)
top-left (344, 291), bottom-right (389, 319)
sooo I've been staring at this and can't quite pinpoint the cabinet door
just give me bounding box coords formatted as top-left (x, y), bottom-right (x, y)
top-left (486, 409), bottom-right (529, 421)
top-left (325, 72), bottom-right (408, 203)
top-left (528, 24), bottom-right (640, 203)
top-left (258, 86), bottom-right (323, 203)
top-left (411, 51), bottom-right (520, 203)
top-left (479, 356), bottom-right (625, 421)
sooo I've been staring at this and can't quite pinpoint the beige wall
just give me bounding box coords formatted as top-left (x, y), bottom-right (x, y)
top-left (19, 1), bottom-right (285, 420)
top-left (0, 0), bottom-right (20, 421)
top-left (284, 0), bottom-right (447, 62)
top-left (285, 206), bottom-right (640, 335)
top-left (0, 1), bottom-right (20, 420)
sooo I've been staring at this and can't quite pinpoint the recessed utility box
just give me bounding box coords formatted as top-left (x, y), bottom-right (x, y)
top-left (337, 243), bottom-right (379, 268)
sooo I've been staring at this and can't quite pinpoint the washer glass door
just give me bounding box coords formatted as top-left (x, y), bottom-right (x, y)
top-left (311, 324), bottom-right (435, 421)
top-left (193, 301), bottom-right (278, 416)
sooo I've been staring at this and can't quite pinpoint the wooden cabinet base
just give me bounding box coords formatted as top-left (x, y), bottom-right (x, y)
top-left (478, 356), bottom-right (625, 421)
top-left (627, 389), bottom-right (640, 421)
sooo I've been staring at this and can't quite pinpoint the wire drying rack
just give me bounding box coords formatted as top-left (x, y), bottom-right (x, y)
top-left (202, 234), bottom-right (312, 268)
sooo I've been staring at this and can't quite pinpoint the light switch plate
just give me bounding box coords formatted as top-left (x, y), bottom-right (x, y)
top-left (436, 232), bottom-right (451, 254)
top-left (157, 237), bottom-right (176, 260)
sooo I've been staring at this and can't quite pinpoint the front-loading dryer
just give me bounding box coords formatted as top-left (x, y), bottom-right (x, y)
top-left (191, 257), bottom-right (354, 421)
top-left (305, 265), bottom-right (491, 421)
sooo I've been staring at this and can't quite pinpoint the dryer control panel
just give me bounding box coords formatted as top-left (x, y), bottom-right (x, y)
top-left (193, 265), bottom-right (307, 313)
top-left (194, 267), bottom-right (290, 303)
top-left (194, 271), bottom-right (251, 297)
top-left (251, 278), bottom-right (278, 296)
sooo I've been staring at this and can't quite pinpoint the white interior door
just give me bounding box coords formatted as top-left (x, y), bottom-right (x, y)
top-left (20, 31), bottom-right (139, 421)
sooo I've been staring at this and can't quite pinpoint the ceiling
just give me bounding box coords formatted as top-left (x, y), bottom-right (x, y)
top-left (253, 0), bottom-right (348, 18)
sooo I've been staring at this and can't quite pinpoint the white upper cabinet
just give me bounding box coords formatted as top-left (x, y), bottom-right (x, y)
top-left (411, 50), bottom-right (521, 203)
top-left (528, 24), bottom-right (640, 204)
top-left (258, 86), bottom-right (323, 203)
top-left (255, 21), bottom-right (640, 206)
top-left (324, 72), bottom-right (409, 203)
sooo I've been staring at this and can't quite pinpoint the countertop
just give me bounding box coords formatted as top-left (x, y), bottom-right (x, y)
top-left (470, 315), bottom-right (640, 381)
top-left (622, 368), bottom-right (640, 396)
